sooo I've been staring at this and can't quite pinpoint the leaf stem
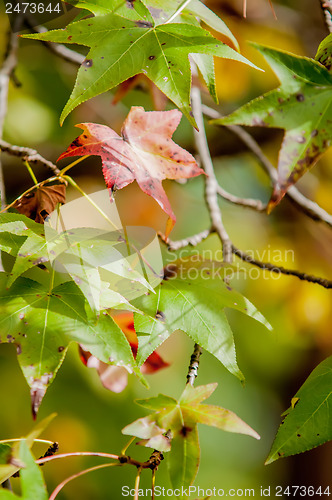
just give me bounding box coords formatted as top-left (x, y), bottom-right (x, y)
top-left (0, 438), bottom-right (53, 445)
top-left (24, 160), bottom-right (38, 185)
top-left (63, 175), bottom-right (120, 231)
top-left (49, 463), bottom-right (120, 500)
top-left (134, 467), bottom-right (142, 500)
top-left (121, 437), bottom-right (136, 456)
top-left (36, 451), bottom-right (120, 465)
top-left (59, 155), bottom-right (89, 176)
top-left (165, 0), bottom-right (193, 23)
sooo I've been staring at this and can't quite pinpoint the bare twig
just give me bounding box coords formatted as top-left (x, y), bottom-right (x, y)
top-left (320, 0), bottom-right (332, 32)
top-left (24, 18), bottom-right (85, 66)
top-left (0, 139), bottom-right (60, 174)
top-left (192, 88), bottom-right (232, 263)
top-left (167, 228), bottom-right (212, 251)
top-left (164, 230), bottom-right (332, 289)
top-left (203, 105), bottom-right (332, 228)
top-left (187, 343), bottom-right (203, 386)
top-left (232, 245), bottom-right (332, 289)
top-left (0, 22), bottom-right (22, 210)
top-left (216, 183), bottom-right (267, 212)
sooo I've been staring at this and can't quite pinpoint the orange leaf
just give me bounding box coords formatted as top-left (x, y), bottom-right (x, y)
top-left (58, 107), bottom-right (204, 238)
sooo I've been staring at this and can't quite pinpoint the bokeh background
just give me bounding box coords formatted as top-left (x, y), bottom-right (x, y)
top-left (0, 0), bottom-right (331, 498)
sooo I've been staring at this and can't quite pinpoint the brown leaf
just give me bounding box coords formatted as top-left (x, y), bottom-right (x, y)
top-left (13, 184), bottom-right (66, 223)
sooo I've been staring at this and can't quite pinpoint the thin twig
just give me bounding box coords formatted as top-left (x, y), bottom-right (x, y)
top-left (320, 0), bottom-right (332, 32)
top-left (0, 17), bottom-right (23, 272)
top-left (192, 88), bottom-right (232, 263)
top-left (202, 105), bottom-right (332, 228)
top-left (232, 245), bottom-right (332, 289)
top-left (167, 228), bottom-right (212, 251)
top-left (186, 343), bottom-right (203, 386)
top-left (0, 139), bottom-right (60, 174)
top-left (24, 18), bottom-right (85, 66)
top-left (164, 230), bottom-right (332, 289)
top-left (216, 183), bottom-right (267, 212)
top-left (49, 463), bottom-right (120, 500)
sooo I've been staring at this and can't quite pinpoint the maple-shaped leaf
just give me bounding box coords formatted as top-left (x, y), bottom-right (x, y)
top-left (0, 274), bottom-right (146, 418)
top-left (58, 107), bottom-right (204, 237)
top-left (123, 383), bottom-right (259, 488)
top-left (212, 43), bottom-right (332, 210)
top-left (22, 9), bottom-right (258, 126)
top-left (133, 257), bottom-right (272, 381)
top-left (13, 183), bottom-right (66, 223)
top-left (79, 311), bottom-right (169, 392)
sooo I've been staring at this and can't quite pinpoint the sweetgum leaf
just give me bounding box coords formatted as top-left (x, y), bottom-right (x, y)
top-left (134, 258), bottom-right (271, 380)
top-left (58, 107), bottom-right (204, 237)
top-left (213, 43), bottom-right (332, 210)
top-left (0, 274), bottom-right (144, 417)
top-left (23, 15), bottom-right (257, 125)
top-left (123, 383), bottom-right (260, 488)
top-left (266, 356), bottom-right (332, 464)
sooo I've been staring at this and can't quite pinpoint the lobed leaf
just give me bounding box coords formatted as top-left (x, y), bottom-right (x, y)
top-left (23, 16), bottom-right (257, 126)
top-left (266, 356), bottom-right (332, 464)
top-left (213, 43), bottom-right (332, 209)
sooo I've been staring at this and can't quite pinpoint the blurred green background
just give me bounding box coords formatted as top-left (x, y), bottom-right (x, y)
top-left (0, 0), bottom-right (331, 498)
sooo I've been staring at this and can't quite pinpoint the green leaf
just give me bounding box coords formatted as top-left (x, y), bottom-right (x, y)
top-left (266, 356), bottom-right (332, 465)
top-left (123, 383), bottom-right (259, 489)
top-left (68, 0), bottom-right (154, 20)
top-left (134, 258), bottom-right (271, 381)
top-left (315, 33), bottom-right (332, 71)
top-left (212, 43), bottom-right (332, 209)
top-left (167, 425), bottom-right (200, 490)
top-left (22, 16), bottom-right (257, 126)
top-left (0, 414), bottom-right (55, 485)
top-left (0, 442), bottom-right (48, 500)
top-left (0, 274), bottom-right (144, 415)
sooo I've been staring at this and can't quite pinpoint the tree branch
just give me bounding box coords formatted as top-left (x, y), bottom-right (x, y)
top-left (186, 343), bottom-right (203, 386)
top-left (216, 183), bottom-right (267, 212)
top-left (192, 88), bottom-right (232, 263)
top-left (0, 139), bottom-right (60, 175)
top-left (24, 18), bottom-right (84, 66)
top-left (0, 22), bottom-right (22, 209)
top-left (165, 230), bottom-right (332, 289)
top-left (202, 105), bottom-right (332, 228)
top-left (320, 0), bottom-right (332, 32)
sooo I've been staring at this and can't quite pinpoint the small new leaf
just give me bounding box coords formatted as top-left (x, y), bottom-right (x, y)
top-left (123, 383), bottom-right (259, 489)
top-left (213, 43), bottom-right (332, 210)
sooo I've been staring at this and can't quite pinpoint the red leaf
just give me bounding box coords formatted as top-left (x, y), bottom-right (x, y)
top-left (58, 107), bottom-right (205, 238)
top-left (79, 311), bottom-right (169, 393)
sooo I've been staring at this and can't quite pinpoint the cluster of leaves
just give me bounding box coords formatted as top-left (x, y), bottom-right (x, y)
top-left (22, 0), bottom-right (257, 126)
top-left (1, 0), bottom-right (332, 495)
